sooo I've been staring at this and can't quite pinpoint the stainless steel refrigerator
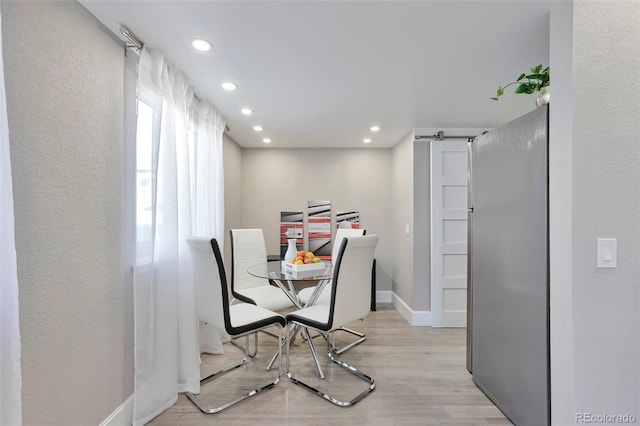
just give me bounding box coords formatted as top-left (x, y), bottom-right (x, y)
top-left (467, 105), bottom-right (550, 426)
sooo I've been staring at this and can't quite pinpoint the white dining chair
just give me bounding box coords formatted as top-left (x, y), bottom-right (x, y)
top-left (286, 234), bottom-right (379, 407)
top-left (229, 229), bottom-right (294, 356)
top-left (185, 237), bottom-right (285, 414)
top-left (297, 227), bottom-right (367, 354)
top-left (229, 229), bottom-right (295, 311)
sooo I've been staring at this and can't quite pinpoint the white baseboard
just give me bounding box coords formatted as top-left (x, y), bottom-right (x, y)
top-left (411, 310), bottom-right (431, 326)
top-left (433, 311), bottom-right (467, 328)
top-left (100, 394), bottom-right (133, 426)
top-left (376, 290), bottom-right (392, 304)
top-left (392, 292), bottom-right (431, 326)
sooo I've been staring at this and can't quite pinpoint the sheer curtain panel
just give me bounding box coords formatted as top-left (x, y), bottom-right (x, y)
top-left (192, 102), bottom-right (225, 238)
top-left (133, 46), bottom-right (226, 426)
top-left (0, 9), bottom-right (23, 425)
top-left (191, 103), bottom-right (227, 355)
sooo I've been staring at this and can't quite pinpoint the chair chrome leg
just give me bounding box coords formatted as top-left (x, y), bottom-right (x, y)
top-left (267, 324), bottom-right (324, 379)
top-left (261, 329), bottom-right (280, 339)
top-left (231, 329), bottom-right (277, 360)
top-left (229, 331), bottom-right (258, 358)
top-left (303, 327), bottom-right (324, 379)
top-left (185, 324), bottom-right (283, 415)
top-left (339, 327), bottom-right (365, 338)
top-left (266, 322), bottom-right (299, 371)
top-left (286, 322), bottom-right (375, 407)
top-left (331, 327), bottom-right (366, 355)
top-left (267, 325), bottom-right (294, 371)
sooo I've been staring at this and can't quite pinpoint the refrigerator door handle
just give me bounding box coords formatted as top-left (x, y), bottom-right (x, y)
top-left (467, 140), bottom-right (473, 210)
top-left (466, 140), bottom-right (473, 373)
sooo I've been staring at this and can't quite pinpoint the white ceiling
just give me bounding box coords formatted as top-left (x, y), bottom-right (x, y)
top-left (80, 0), bottom-right (551, 148)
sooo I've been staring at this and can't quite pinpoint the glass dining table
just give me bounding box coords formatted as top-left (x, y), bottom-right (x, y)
top-left (247, 260), bottom-right (333, 378)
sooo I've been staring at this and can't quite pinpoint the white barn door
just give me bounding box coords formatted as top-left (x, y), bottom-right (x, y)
top-left (431, 140), bottom-right (468, 327)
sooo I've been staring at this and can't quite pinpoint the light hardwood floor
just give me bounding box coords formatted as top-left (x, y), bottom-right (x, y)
top-left (149, 305), bottom-right (510, 425)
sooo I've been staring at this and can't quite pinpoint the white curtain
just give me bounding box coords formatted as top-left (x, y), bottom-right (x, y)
top-left (191, 103), bottom-right (227, 355)
top-left (192, 102), bottom-right (225, 238)
top-left (0, 9), bottom-right (22, 426)
top-left (133, 46), bottom-right (226, 426)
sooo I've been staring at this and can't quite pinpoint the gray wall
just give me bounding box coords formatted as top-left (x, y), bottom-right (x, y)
top-left (572, 0), bottom-right (640, 417)
top-left (223, 133), bottom-right (243, 271)
top-left (548, 2), bottom-right (575, 423)
top-left (391, 133), bottom-right (414, 306)
top-left (2, 1), bottom-right (132, 425)
top-left (239, 148), bottom-right (393, 292)
top-left (412, 140), bottom-right (431, 312)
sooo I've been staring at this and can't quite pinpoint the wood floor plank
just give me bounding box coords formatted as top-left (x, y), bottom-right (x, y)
top-left (148, 305), bottom-right (510, 425)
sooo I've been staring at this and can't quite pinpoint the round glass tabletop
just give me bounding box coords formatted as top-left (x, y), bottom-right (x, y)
top-left (247, 260), bottom-right (333, 281)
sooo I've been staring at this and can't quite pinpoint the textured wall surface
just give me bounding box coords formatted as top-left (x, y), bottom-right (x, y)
top-left (240, 148), bottom-right (393, 292)
top-left (572, 0), bottom-right (640, 418)
top-left (2, 1), bottom-right (132, 424)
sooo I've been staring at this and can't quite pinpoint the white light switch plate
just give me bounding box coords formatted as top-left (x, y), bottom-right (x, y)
top-left (404, 223), bottom-right (410, 236)
top-left (597, 238), bottom-right (617, 268)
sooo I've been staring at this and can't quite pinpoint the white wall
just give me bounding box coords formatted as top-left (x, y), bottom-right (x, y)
top-left (223, 134), bottom-right (243, 271)
top-left (1, 1), bottom-right (132, 425)
top-left (239, 148), bottom-right (393, 293)
top-left (391, 133), bottom-right (414, 308)
top-left (572, 0), bottom-right (640, 418)
top-left (549, 1), bottom-right (575, 424)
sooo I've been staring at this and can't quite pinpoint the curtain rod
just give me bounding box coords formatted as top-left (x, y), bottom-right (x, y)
top-left (121, 26), bottom-right (230, 133)
top-left (120, 26), bottom-right (143, 52)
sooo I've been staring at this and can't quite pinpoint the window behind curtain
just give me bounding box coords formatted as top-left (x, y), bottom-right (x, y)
top-left (135, 100), bottom-right (154, 265)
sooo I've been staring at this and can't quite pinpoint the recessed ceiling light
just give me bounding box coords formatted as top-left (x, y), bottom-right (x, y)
top-left (191, 38), bottom-right (212, 52)
top-left (221, 82), bottom-right (237, 91)
top-left (363, 138), bottom-right (372, 143)
top-left (370, 125), bottom-right (380, 132)
top-left (253, 125), bottom-right (263, 132)
top-left (241, 108), bottom-right (253, 115)
top-left (262, 138), bottom-right (271, 144)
